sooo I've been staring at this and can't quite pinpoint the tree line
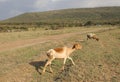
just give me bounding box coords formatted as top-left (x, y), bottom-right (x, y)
top-left (0, 20), bottom-right (120, 32)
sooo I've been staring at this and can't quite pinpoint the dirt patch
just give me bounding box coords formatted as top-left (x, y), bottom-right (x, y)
top-left (0, 27), bottom-right (115, 52)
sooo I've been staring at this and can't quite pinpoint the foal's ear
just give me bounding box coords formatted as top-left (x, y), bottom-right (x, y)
top-left (73, 43), bottom-right (78, 47)
top-left (72, 43), bottom-right (82, 49)
top-left (72, 44), bottom-right (76, 49)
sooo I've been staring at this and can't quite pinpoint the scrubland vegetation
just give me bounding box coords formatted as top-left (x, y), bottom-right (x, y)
top-left (0, 7), bottom-right (120, 32)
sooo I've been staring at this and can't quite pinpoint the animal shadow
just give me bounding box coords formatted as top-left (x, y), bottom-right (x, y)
top-left (29, 60), bottom-right (47, 75)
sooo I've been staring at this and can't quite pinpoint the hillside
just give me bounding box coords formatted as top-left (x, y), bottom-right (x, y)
top-left (1, 7), bottom-right (120, 25)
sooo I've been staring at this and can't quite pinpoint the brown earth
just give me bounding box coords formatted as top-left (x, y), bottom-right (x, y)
top-left (0, 28), bottom-right (114, 52)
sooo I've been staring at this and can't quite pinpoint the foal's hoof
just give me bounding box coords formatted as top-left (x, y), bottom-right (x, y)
top-left (60, 68), bottom-right (64, 72)
top-left (73, 64), bottom-right (76, 66)
top-left (50, 71), bottom-right (53, 73)
top-left (41, 71), bottom-right (45, 75)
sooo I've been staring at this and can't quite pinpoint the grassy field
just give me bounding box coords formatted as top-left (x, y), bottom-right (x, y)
top-left (0, 26), bottom-right (120, 82)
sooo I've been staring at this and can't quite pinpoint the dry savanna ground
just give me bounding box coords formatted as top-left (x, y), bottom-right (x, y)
top-left (0, 26), bottom-right (120, 82)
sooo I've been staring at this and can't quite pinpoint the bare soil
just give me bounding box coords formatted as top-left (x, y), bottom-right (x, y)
top-left (0, 28), bottom-right (113, 52)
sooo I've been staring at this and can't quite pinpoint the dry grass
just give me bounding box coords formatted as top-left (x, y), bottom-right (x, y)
top-left (0, 26), bottom-right (119, 82)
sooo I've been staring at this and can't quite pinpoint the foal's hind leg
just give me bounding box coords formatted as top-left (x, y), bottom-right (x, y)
top-left (42, 58), bottom-right (54, 74)
top-left (49, 62), bottom-right (53, 73)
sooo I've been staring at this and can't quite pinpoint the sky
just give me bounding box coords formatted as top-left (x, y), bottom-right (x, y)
top-left (0, 0), bottom-right (120, 20)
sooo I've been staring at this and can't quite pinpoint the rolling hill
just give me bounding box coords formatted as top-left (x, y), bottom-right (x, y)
top-left (1, 6), bottom-right (120, 25)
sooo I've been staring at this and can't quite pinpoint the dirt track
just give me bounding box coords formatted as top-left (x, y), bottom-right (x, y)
top-left (0, 27), bottom-right (115, 52)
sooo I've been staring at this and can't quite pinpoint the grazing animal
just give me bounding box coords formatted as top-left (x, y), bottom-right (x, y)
top-left (42, 43), bottom-right (82, 74)
top-left (87, 33), bottom-right (99, 41)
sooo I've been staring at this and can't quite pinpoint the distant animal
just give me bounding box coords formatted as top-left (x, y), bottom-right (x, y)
top-left (42, 43), bottom-right (82, 74)
top-left (87, 33), bottom-right (99, 41)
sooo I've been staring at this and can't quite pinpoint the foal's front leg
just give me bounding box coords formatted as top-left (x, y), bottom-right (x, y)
top-left (68, 57), bottom-right (75, 65)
